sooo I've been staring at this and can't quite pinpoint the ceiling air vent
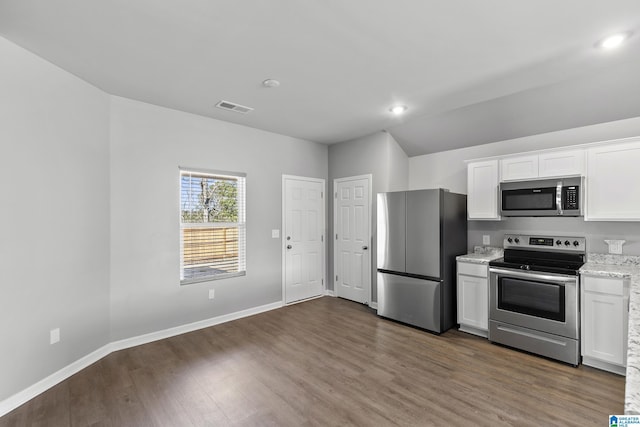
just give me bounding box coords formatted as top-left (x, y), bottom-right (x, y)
top-left (215, 100), bottom-right (254, 114)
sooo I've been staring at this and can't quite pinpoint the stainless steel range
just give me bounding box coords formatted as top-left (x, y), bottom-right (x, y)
top-left (488, 234), bottom-right (586, 366)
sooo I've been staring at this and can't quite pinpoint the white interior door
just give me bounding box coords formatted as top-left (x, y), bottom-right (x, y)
top-left (283, 176), bottom-right (325, 304)
top-left (334, 175), bottom-right (371, 304)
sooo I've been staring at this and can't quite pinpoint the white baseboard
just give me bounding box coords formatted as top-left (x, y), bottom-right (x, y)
top-left (369, 301), bottom-right (378, 309)
top-left (458, 325), bottom-right (488, 338)
top-left (0, 344), bottom-right (112, 418)
top-left (582, 356), bottom-right (626, 376)
top-left (0, 300), bottom-right (284, 418)
top-left (110, 301), bottom-right (283, 352)
top-left (325, 289), bottom-right (336, 297)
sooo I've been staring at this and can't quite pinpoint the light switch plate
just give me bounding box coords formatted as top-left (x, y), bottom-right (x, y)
top-left (272, 229), bottom-right (280, 238)
top-left (482, 235), bottom-right (490, 245)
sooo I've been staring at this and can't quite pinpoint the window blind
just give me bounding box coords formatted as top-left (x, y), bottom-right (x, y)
top-left (179, 168), bottom-right (246, 284)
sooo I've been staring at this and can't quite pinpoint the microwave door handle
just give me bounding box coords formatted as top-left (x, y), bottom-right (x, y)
top-left (556, 181), bottom-right (563, 215)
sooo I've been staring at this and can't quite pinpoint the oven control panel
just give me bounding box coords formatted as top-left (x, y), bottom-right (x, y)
top-left (503, 234), bottom-right (586, 252)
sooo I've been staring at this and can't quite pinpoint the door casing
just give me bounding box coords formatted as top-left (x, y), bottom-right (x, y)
top-left (333, 174), bottom-right (372, 305)
top-left (281, 175), bottom-right (326, 304)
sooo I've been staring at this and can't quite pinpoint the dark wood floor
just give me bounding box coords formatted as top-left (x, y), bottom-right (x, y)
top-left (1, 297), bottom-right (625, 426)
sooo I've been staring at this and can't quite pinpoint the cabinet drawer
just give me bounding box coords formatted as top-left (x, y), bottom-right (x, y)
top-left (457, 261), bottom-right (488, 278)
top-left (582, 275), bottom-right (625, 296)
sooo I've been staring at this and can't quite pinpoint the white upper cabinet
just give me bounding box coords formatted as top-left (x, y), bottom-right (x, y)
top-left (501, 149), bottom-right (584, 182)
top-left (500, 155), bottom-right (538, 181)
top-left (538, 149), bottom-right (585, 178)
top-left (586, 139), bottom-right (640, 221)
top-left (467, 160), bottom-right (500, 220)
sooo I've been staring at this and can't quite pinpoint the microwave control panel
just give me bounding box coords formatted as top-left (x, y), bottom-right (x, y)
top-left (563, 186), bottom-right (579, 210)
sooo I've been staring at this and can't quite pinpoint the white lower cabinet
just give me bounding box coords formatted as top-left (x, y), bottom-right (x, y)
top-left (581, 275), bottom-right (629, 375)
top-left (457, 261), bottom-right (489, 337)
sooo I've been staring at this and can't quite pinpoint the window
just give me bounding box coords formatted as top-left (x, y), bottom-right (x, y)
top-left (180, 168), bottom-right (246, 284)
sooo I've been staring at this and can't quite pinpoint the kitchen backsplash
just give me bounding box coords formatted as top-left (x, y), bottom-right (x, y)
top-left (468, 216), bottom-right (640, 255)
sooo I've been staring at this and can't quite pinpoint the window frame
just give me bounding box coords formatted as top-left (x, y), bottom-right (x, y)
top-left (179, 167), bottom-right (246, 285)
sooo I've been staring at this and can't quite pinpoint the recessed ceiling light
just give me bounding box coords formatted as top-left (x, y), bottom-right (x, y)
top-left (390, 105), bottom-right (408, 115)
top-left (597, 32), bottom-right (632, 50)
top-left (262, 79), bottom-right (280, 88)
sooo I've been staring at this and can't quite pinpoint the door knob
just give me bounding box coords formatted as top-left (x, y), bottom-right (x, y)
top-left (287, 245), bottom-right (292, 249)
top-left (362, 246), bottom-right (368, 250)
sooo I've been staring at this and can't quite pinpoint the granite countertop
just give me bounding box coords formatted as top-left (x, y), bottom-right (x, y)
top-left (579, 254), bottom-right (640, 415)
top-left (456, 246), bottom-right (503, 264)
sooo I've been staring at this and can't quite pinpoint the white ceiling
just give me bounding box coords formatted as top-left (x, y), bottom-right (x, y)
top-left (2, 0), bottom-right (640, 156)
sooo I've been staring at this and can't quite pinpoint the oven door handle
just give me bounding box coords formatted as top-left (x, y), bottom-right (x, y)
top-left (489, 267), bottom-right (577, 283)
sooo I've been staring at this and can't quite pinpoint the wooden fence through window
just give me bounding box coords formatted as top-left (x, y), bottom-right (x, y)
top-left (182, 227), bottom-right (239, 272)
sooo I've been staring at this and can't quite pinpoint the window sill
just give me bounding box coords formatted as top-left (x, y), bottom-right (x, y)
top-left (180, 271), bottom-right (246, 286)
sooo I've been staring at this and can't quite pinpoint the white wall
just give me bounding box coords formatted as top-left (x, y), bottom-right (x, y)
top-left (409, 117), bottom-right (640, 254)
top-left (328, 131), bottom-right (409, 302)
top-left (0, 36), bottom-right (328, 407)
top-left (409, 116), bottom-right (640, 193)
top-left (109, 96), bottom-right (328, 341)
top-left (0, 37), bottom-right (111, 401)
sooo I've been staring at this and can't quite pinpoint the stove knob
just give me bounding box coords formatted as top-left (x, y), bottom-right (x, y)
top-left (573, 240), bottom-right (580, 247)
top-left (564, 240), bottom-right (571, 246)
top-left (507, 237), bottom-right (513, 243)
top-left (514, 237), bottom-right (520, 244)
top-left (556, 240), bottom-right (562, 246)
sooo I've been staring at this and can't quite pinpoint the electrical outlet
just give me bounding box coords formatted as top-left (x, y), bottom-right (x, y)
top-left (271, 229), bottom-right (280, 238)
top-left (482, 235), bottom-right (490, 245)
top-left (50, 328), bottom-right (60, 345)
top-left (605, 239), bottom-right (625, 255)
top-left (208, 289), bottom-right (215, 300)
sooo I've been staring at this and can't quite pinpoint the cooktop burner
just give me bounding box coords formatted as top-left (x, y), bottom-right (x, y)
top-left (489, 234), bottom-right (586, 275)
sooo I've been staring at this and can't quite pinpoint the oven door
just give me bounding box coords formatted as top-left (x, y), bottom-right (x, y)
top-left (489, 267), bottom-right (578, 339)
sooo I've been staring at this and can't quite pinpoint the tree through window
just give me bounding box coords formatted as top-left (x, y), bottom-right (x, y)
top-left (180, 169), bottom-right (246, 283)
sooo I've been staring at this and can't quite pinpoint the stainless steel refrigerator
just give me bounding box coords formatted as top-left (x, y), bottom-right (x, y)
top-left (377, 189), bottom-right (467, 333)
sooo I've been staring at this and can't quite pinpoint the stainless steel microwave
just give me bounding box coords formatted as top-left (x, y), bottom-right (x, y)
top-left (499, 177), bottom-right (583, 217)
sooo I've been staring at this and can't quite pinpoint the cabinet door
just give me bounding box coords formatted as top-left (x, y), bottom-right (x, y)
top-left (457, 273), bottom-right (488, 330)
top-left (582, 291), bottom-right (626, 366)
top-left (500, 155), bottom-right (538, 181)
top-left (586, 140), bottom-right (640, 220)
top-left (467, 160), bottom-right (500, 220)
top-left (538, 149), bottom-right (585, 178)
